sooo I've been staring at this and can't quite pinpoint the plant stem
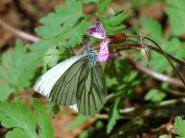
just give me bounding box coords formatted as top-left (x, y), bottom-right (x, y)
top-left (0, 18), bottom-right (40, 42)
top-left (144, 37), bottom-right (185, 87)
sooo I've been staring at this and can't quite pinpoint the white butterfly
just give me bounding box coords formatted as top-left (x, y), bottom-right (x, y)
top-left (34, 45), bottom-right (107, 115)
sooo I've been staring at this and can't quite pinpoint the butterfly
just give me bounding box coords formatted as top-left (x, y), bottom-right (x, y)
top-left (34, 45), bottom-right (107, 116)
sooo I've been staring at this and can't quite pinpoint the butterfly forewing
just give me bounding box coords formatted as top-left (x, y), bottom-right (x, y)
top-left (34, 55), bottom-right (85, 97)
top-left (49, 56), bottom-right (86, 105)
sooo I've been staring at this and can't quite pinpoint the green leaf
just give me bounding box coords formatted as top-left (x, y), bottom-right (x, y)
top-left (174, 116), bottom-right (185, 138)
top-left (67, 20), bottom-right (91, 47)
top-left (102, 11), bottom-right (128, 34)
top-left (0, 40), bottom-right (37, 91)
top-left (166, 0), bottom-right (185, 35)
top-left (97, 0), bottom-right (111, 13)
top-left (150, 38), bottom-right (185, 72)
top-left (6, 128), bottom-right (30, 138)
top-left (0, 100), bottom-right (54, 138)
top-left (163, 38), bottom-right (185, 58)
top-left (68, 115), bottom-right (90, 130)
top-left (106, 98), bottom-right (120, 134)
top-left (106, 76), bottom-right (118, 87)
top-left (0, 82), bottom-right (13, 101)
top-left (32, 0), bottom-right (91, 66)
top-left (0, 102), bottom-right (37, 138)
top-left (30, 39), bottom-right (60, 65)
top-left (37, 0), bottom-right (84, 38)
top-left (144, 89), bottom-right (166, 102)
top-left (44, 47), bottom-right (61, 69)
top-left (35, 0), bottom-right (86, 45)
top-left (33, 99), bottom-right (54, 138)
top-left (139, 16), bottom-right (185, 72)
top-left (140, 16), bottom-right (163, 42)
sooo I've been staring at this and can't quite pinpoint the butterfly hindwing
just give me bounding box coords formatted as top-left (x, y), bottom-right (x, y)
top-left (76, 60), bottom-right (107, 115)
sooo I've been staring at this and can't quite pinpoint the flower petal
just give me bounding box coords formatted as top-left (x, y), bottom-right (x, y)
top-left (87, 21), bottom-right (106, 39)
top-left (96, 21), bottom-right (106, 37)
top-left (97, 40), bottom-right (109, 62)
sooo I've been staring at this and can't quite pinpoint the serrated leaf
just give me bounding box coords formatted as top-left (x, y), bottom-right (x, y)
top-left (150, 38), bottom-right (185, 72)
top-left (6, 128), bottom-right (30, 138)
top-left (32, 0), bottom-right (91, 67)
top-left (0, 40), bottom-right (37, 91)
top-left (38, 0), bottom-right (84, 29)
top-left (35, 0), bottom-right (85, 45)
top-left (106, 98), bottom-right (120, 134)
top-left (174, 116), bottom-right (185, 138)
top-left (102, 11), bottom-right (127, 34)
top-left (33, 99), bottom-right (54, 138)
top-left (67, 20), bottom-right (91, 47)
top-left (139, 16), bottom-right (185, 72)
top-left (144, 89), bottom-right (166, 102)
top-left (0, 100), bottom-right (54, 138)
top-left (97, 0), bottom-right (110, 13)
top-left (163, 38), bottom-right (185, 58)
top-left (44, 47), bottom-right (61, 69)
top-left (0, 102), bottom-right (37, 138)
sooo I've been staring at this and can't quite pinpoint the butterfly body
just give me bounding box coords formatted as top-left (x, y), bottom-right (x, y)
top-left (86, 45), bottom-right (97, 66)
top-left (34, 45), bottom-right (107, 115)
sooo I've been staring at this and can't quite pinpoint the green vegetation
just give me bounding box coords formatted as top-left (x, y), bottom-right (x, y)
top-left (0, 0), bottom-right (185, 137)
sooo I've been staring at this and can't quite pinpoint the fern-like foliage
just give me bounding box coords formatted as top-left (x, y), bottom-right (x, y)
top-left (0, 100), bottom-right (54, 138)
top-left (0, 40), bottom-right (37, 101)
top-left (31, 0), bottom-right (90, 65)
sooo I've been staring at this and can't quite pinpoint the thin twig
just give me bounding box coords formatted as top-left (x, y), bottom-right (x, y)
top-left (95, 98), bottom-right (185, 119)
top-left (111, 42), bottom-right (185, 88)
top-left (113, 43), bottom-right (185, 66)
top-left (144, 37), bottom-right (185, 87)
top-left (126, 57), bottom-right (185, 88)
top-left (0, 18), bottom-right (40, 42)
top-left (120, 98), bottom-right (185, 114)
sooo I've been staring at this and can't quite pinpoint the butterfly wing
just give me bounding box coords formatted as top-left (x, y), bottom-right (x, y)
top-left (49, 56), bottom-right (87, 105)
top-left (76, 60), bottom-right (107, 115)
top-left (50, 56), bottom-right (107, 115)
top-left (34, 55), bottom-right (107, 115)
top-left (34, 55), bottom-right (85, 98)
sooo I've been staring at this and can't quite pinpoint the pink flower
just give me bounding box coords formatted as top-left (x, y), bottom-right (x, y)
top-left (87, 22), bottom-right (110, 62)
top-left (87, 22), bottom-right (106, 39)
